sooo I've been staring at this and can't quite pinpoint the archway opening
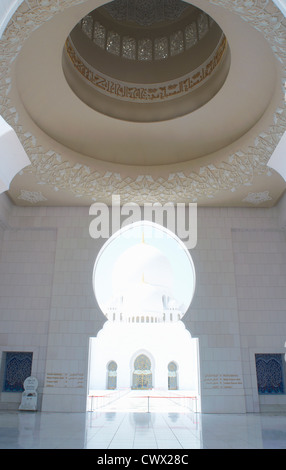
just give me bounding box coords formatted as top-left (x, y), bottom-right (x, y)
top-left (168, 361), bottom-right (178, 390)
top-left (132, 354), bottom-right (152, 390)
top-left (88, 221), bottom-right (200, 413)
top-left (107, 361), bottom-right (118, 390)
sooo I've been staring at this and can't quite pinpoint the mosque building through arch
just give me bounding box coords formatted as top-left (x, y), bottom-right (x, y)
top-left (88, 222), bottom-right (199, 400)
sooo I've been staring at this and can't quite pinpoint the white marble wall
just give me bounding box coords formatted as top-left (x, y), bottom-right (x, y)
top-left (0, 193), bottom-right (285, 413)
top-left (232, 225), bottom-right (286, 412)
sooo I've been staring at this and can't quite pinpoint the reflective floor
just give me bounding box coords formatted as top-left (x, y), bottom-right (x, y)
top-left (0, 407), bottom-right (286, 449)
top-left (87, 389), bottom-right (199, 414)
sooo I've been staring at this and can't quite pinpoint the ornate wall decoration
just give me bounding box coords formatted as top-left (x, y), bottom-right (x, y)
top-left (103, 0), bottom-right (189, 26)
top-left (132, 354), bottom-right (152, 389)
top-left (17, 189), bottom-right (48, 204)
top-left (255, 354), bottom-right (285, 394)
top-left (80, 9), bottom-right (212, 61)
top-left (211, 0), bottom-right (286, 61)
top-left (242, 191), bottom-right (272, 205)
top-left (0, 0), bottom-right (285, 205)
top-left (3, 352), bottom-right (33, 393)
top-left (66, 34), bottom-right (227, 103)
top-left (20, 146), bottom-right (276, 204)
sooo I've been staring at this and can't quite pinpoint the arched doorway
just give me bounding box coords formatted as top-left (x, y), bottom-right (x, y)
top-left (88, 220), bottom-right (200, 411)
top-left (168, 361), bottom-right (178, 390)
top-left (132, 354), bottom-right (152, 390)
top-left (107, 361), bottom-right (117, 390)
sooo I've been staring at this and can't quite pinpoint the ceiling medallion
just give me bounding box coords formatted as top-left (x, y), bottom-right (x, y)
top-left (103, 0), bottom-right (190, 26)
top-left (1, 0), bottom-right (285, 204)
top-left (17, 189), bottom-right (48, 204)
top-left (242, 191), bottom-right (272, 205)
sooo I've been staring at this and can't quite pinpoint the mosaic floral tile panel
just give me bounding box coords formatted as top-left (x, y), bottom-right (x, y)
top-left (3, 352), bottom-right (33, 393)
top-left (255, 354), bottom-right (285, 395)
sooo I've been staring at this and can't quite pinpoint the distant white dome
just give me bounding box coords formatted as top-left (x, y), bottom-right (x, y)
top-left (122, 281), bottom-right (167, 318)
top-left (167, 298), bottom-right (180, 309)
top-left (112, 241), bottom-right (173, 297)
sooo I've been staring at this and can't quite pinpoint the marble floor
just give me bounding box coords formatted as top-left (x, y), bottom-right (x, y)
top-left (0, 391), bottom-right (286, 449)
top-left (87, 389), bottom-right (199, 414)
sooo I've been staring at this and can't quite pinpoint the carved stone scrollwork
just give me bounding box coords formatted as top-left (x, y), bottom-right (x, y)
top-left (0, 0), bottom-right (285, 204)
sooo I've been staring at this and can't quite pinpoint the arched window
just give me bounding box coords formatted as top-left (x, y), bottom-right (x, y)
top-left (138, 38), bottom-right (152, 61)
top-left (93, 21), bottom-right (106, 49)
top-left (106, 31), bottom-right (120, 55)
top-left (170, 30), bottom-right (183, 56)
top-left (122, 36), bottom-right (136, 59)
top-left (107, 361), bottom-right (117, 390)
top-left (168, 361), bottom-right (178, 390)
top-left (154, 37), bottom-right (168, 60)
top-left (81, 15), bottom-right (93, 39)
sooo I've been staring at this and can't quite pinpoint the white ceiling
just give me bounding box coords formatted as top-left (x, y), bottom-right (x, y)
top-left (1, 0), bottom-right (286, 207)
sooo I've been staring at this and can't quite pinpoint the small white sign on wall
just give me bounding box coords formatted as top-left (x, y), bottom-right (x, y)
top-left (19, 376), bottom-right (38, 411)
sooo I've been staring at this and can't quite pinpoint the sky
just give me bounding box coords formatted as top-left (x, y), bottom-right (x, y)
top-left (93, 222), bottom-right (195, 313)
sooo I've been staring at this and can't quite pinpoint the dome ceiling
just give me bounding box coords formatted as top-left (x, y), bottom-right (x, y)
top-left (101, 0), bottom-right (191, 26)
top-left (0, 0), bottom-right (285, 207)
top-left (63, 1), bottom-right (230, 122)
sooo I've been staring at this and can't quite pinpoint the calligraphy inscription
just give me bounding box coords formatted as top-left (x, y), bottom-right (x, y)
top-left (203, 374), bottom-right (243, 389)
top-left (65, 34), bottom-right (227, 103)
top-left (46, 373), bottom-right (85, 388)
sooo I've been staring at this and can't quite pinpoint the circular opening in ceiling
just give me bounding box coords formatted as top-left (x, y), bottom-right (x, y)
top-left (62, 0), bottom-right (230, 122)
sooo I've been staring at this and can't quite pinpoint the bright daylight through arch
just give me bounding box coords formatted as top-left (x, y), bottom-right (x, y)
top-left (88, 221), bottom-right (200, 413)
